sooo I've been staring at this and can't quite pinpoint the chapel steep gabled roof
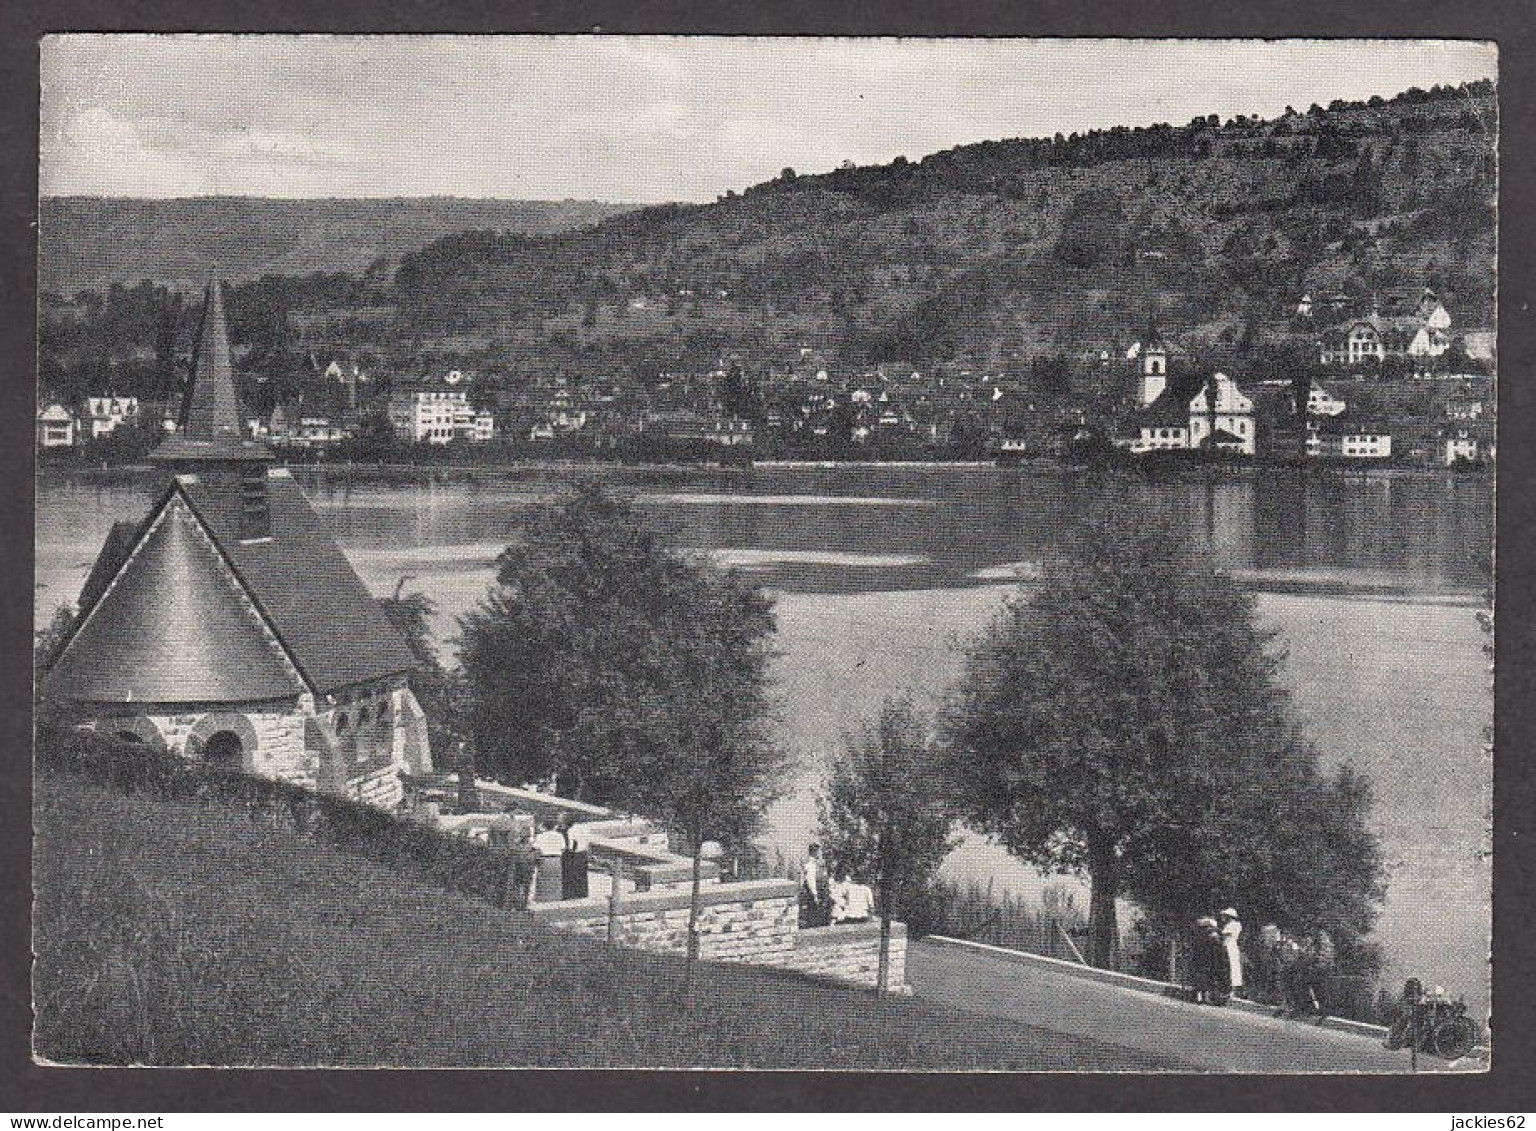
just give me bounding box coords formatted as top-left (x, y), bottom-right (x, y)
top-left (43, 273), bottom-right (420, 707)
top-left (178, 468), bottom-right (419, 694)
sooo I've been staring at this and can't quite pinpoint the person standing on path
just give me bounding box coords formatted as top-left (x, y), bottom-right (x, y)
top-left (1220, 907), bottom-right (1245, 998)
top-left (1254, 922), bottom-right (1284, 1005)
top-left (1277, 931), bottom-right (1311, 1016)
top-left (531, 818), bottom-right (568, 904)
top-left (1197, 917), bottom-right (1229, 1005)
top-left (802, 844), bottom-right (829, 927)
top-left (1305, 927), bottom-right (1336, 1017)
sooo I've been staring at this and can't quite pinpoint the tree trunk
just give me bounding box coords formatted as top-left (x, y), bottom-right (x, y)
top-left (607, 856), bottom-right (624, 945)
top-left (1087, 838), bottom-right (1120, 970)
top-left (876, 866), bottom-right (893, 995)
top-left (684, 833), bottom-right (703, 998)
top-left (687, 838), bottom-right (703, 961)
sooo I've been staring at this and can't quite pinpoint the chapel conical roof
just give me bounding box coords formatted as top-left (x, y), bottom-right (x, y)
top-left (39, 492), bottom-right (305, 704)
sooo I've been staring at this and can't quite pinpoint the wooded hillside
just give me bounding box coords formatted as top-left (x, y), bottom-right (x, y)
top-left (38, 196), bottom-right (639, 295)
top-left (39, 80), bottom-right (1496, 398)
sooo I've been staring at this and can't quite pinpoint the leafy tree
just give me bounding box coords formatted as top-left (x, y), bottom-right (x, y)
top-left (81, 422), bottom-right (160, 466)
top-left (818, 697), bottom-right (958, 991)
top-left (1031, 353), bottom-right (1074, 397)
top-left (345, 408), bottom-right (399, 462)
top-left (943, 513), bottom-right (1385, 968)
top-left (457, 483), bottom-right (788, 970)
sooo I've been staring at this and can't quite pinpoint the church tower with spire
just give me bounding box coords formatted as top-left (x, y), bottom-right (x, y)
top-left (149, 281), bottom-right (278, 539)
top-left (40, 280), bottom-right (432, 808)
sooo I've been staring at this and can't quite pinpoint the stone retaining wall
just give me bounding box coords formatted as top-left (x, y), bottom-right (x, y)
top-left (761, 921), bottom-right (909, 992)
top-left (532, 878), bottom-right (799, 961)
top-left (346, 762), bottom-right (405, 810)
top-left (531, 880), bottom-right (909, 990)
top-left (413, 775), bottom-right (909, 990)
top-left (464, 779), bottom-right (612, 824)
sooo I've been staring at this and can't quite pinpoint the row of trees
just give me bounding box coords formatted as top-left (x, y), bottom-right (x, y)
top-left (385, 483), bottom-right (1384, 992)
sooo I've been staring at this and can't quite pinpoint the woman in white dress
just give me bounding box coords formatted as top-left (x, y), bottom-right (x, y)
top-left (1219, 907), bottom-right (1244, 997)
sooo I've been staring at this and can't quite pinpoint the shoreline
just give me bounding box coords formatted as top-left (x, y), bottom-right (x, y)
top-left (37, 457), bottom-right (1496, 487)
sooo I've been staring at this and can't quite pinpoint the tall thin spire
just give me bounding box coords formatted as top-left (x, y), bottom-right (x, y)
top-left (150, 279), bottom-right (272, 467)
top-left (181, 280), bottom-right (242, 441)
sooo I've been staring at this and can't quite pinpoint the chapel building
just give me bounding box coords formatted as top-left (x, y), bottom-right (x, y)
top-left (39, 281), bottom-right (432, 808)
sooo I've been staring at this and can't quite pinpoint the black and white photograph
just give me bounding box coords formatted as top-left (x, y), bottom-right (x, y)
top-left (30, 34), bottom-right (1498, 1075)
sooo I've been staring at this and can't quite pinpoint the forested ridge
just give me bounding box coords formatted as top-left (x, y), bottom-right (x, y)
top-left (40, 80), bottom-right (1495, 404)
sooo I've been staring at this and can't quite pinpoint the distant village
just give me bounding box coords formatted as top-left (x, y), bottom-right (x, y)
top-left (38, 285), bottom-right (1495, 469)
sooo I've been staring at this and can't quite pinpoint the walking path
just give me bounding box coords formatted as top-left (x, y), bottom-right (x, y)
top-left (907, 939), bottom-right (1479, 1073)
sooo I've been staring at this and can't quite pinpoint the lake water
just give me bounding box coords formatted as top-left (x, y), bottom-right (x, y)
top-left (35, 464), bottom-right (1494, 1017)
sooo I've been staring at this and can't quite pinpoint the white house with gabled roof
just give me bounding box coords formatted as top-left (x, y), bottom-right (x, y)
top-left (37, 403), bottom-right (78, 449)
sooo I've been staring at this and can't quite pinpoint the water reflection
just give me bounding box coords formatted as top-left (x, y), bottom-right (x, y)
top-left (36, 467), bottom-right (1491, 617)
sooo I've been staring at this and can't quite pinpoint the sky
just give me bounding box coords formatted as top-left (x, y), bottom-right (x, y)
top-left (39, 36), bottom-right (1497, 203)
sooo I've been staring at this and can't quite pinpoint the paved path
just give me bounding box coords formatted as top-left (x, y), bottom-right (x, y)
top-left (908, 940), bottom-right (1474, 1073)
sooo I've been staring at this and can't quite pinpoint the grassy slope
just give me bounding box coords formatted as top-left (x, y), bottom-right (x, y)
top-left (32, 770), bottom-right (1179, 1069)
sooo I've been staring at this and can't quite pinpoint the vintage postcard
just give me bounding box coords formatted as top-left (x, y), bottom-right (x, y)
top-left (32, 35), bottom-right (1495, 1074)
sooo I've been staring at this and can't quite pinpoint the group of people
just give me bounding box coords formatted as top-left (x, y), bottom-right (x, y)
top-left (1253, 923), bottom-right (1338, 1018)
top-left (500, 818), bottom-right (588, 906)
top-left (1186, 908), bottom-right (1338, 1017)
top-left (800, 843), bottom-right (877, 927)
top-left (1189, 908), bottom-right (1246, 1005)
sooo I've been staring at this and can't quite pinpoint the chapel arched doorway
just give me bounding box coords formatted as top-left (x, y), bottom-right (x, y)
top-left (201, 729), bottom-right (244, 770)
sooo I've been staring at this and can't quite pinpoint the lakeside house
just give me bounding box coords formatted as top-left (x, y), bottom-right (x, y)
top-left (38, 281), bottom-right (433, 810)
top-left (1440, 422), bottom-right (1495, 466)
top-left (1318, 314), bottom-right (1433, 366)
top-left (1306, 380), bottom-right (1348, 417)
top-left (1316, 288), bottom-right (1456, 371)
top-left (1311, 415), bottom-right (1394, 460)
top-left (641, 406), bottom-right (755, 447)
top-left (1460, 328), bottom-right (1496, 364)
top-left (292, 415), bottom-right (353, 447)
top-left (1294, 291), bottom-right (1354, 322)
top-left (37, 396), bottom-right (186, 453)
top-left (1440, 385), bottom-right (1489, 423)
top-left (36, 402), bottom-right (78, 449)
top-left (83, 395), bottom-right (141, 440)
top-left (389, 371), bottom-right (496, 444)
